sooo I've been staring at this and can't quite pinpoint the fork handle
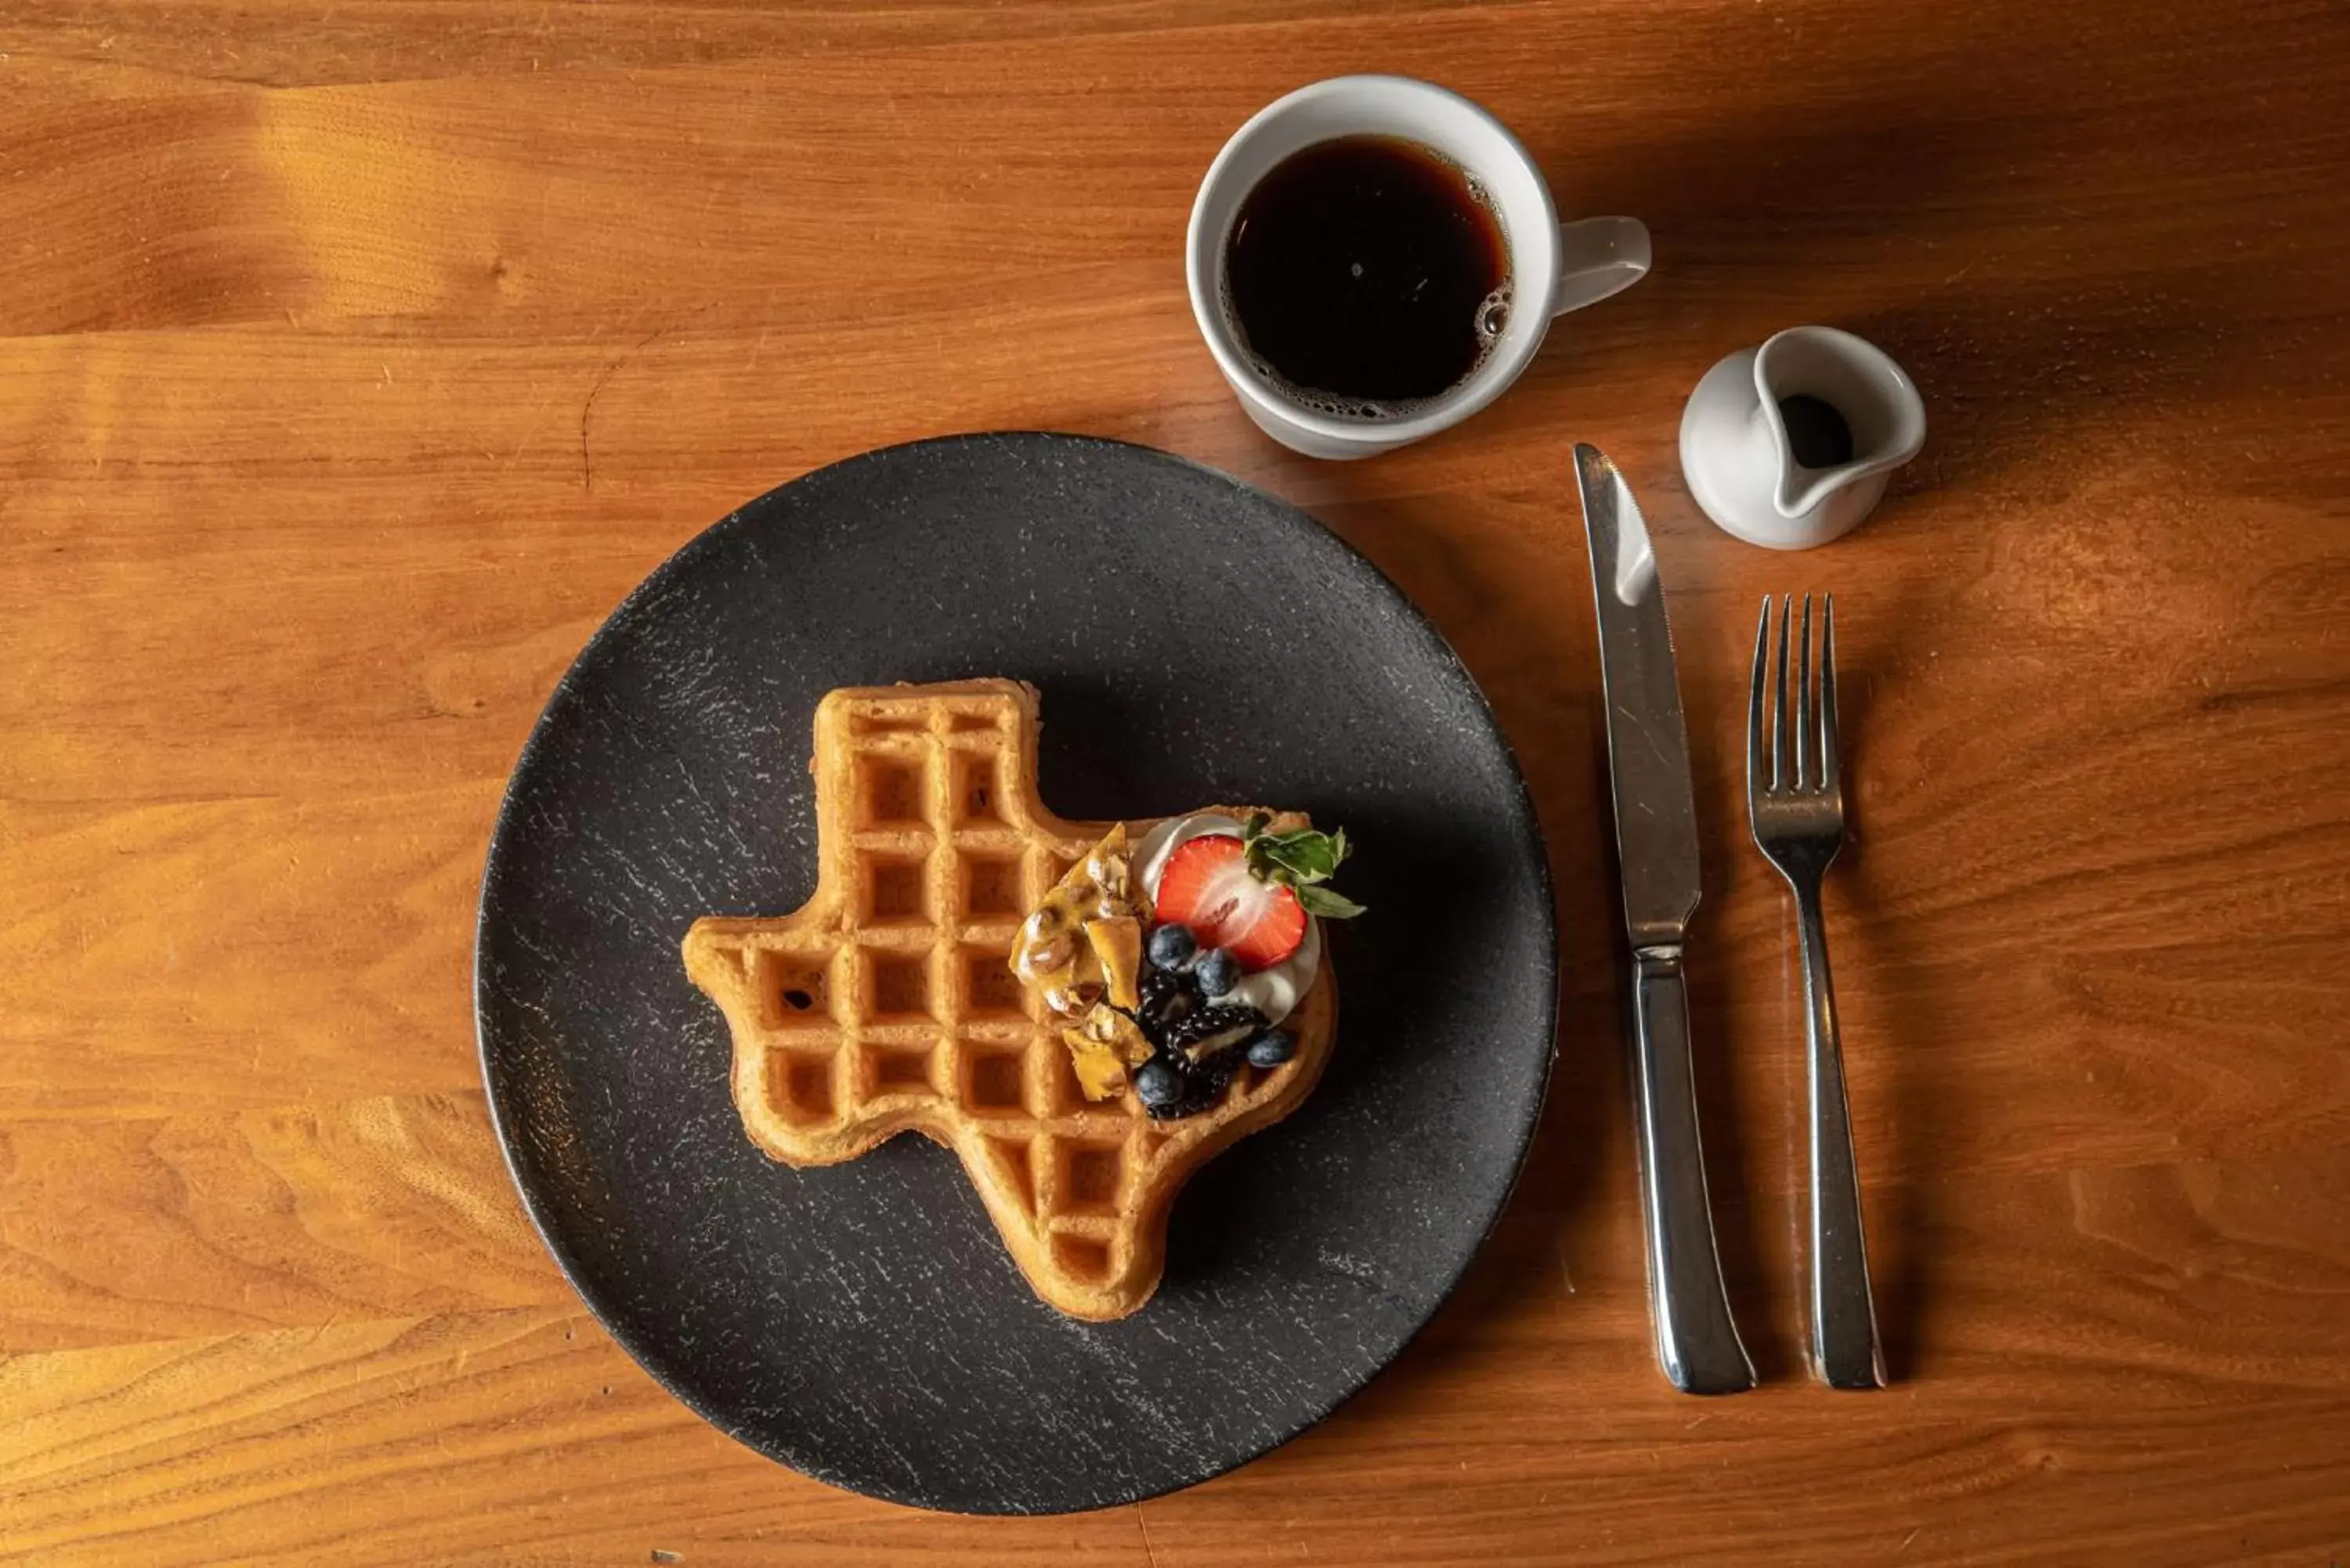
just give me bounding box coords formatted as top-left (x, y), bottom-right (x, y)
top-left (1792, 883), bottom-right (1887, 1389)
top-left (1629, 948), bottom-right (1755, 1395)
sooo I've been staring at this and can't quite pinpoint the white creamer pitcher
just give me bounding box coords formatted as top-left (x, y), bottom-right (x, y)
top-left (1679, 326), bottom-right (1926, 550)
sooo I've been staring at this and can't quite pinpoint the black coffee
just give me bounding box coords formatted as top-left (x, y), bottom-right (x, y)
top-left (1778, 394), bottom-right (1855, 469)
top-left (1224, 135), bottom-right (1509, 410)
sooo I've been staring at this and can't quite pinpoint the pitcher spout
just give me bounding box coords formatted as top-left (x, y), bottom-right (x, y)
top-left (1681, 323), bottom-right (1927, 550)
top-left (1755, 327), bottom-right (1928, 520)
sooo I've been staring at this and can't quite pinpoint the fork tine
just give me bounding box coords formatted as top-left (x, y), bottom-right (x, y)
top-left (1772, 595), bottom-right (1793, 791)
top-left (1820, 594), bottom-right (1840, 793)
top-left (1795, 594), bottom-right (1814, 790)
top-left (1748, 597), bottom-right (1771, 800)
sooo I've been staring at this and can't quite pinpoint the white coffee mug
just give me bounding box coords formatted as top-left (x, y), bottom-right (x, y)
top-left (1187, 75), bottom-right (1650, 461)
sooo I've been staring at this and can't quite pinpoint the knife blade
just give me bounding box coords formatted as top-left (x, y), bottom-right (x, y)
top-left (1575, 443), bottom-right (1755, 1396)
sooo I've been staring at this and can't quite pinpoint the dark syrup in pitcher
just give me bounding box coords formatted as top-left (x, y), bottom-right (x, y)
top-left (1777, 394), bottom-right (1856, 469)
top-left (1224, 135), bottom-right (1510, 413)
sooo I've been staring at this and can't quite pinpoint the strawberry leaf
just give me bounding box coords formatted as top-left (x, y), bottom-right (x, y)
top-left (1260, 829), bottom-right (1340, 882)
top-left (1296, 883), bottom-right (1367, 919)
top-left (1240, 822), bottom-right (1362, 918)
top-left (1242, 833), bottom-right (1283, 883)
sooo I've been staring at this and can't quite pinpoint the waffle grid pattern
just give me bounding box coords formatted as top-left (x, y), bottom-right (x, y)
top-left (687, 685), bottom-right (1310, 1304)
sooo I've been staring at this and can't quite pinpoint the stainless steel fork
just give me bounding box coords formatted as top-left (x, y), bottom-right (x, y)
top-left (1748, 595), bottom-right (1886, 1390)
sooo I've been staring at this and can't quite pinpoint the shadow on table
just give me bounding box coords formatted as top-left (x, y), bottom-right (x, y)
top-left (1292, 482), bottom-right (1807, 1389)
top-left (1502, 40), bottom-right (2294, 507)
top-left (1207, 16), bottom-right (2314, 1396)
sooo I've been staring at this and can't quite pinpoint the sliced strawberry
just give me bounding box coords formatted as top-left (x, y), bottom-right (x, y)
top-left (1152, 833), bottom-right (1308, 971)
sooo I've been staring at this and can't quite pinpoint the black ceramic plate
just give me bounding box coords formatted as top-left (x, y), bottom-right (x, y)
top-left (476, 432), bottom-right (1556, 1513)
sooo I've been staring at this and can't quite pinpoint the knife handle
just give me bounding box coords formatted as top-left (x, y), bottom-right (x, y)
top-left (1630, 948), bottom-right (1756, 1395)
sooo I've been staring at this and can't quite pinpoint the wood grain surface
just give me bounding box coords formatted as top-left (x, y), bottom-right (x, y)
top-left (5, 0), bottom-right (2349, 1562)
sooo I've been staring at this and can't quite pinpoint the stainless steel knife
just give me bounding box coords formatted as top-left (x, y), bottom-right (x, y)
top-left (1574, 443), bottom-right (1755, 1396)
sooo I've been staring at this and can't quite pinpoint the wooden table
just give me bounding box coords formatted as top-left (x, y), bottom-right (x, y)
top-left (6, 2), bottom-right (2348, 1562)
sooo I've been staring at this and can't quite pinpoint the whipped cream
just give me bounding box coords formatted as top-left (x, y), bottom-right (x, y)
top-left (1131, 812), bottom-right (1322, 1026)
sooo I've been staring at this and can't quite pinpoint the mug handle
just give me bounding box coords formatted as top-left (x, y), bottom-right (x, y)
top-left (1554, 216), bottom-right (1652, 316)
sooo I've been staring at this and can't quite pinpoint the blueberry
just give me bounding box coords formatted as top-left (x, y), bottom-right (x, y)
top-left (1192, 947), bottom-right (1240, 999)
top-left (1145, 923), bottom-right (1197, 971)
top-left (1246, 1029), bottom-right (1296, 1068)
top-left (1133, 1060), bottom-right (1183, 1111)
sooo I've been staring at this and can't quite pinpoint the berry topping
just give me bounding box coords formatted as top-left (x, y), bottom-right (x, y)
top-left (1153, 835), bottom-right (1308, 970)
top-left (1141, 1060), bottom-right (1231, 1121)
top-left (1132, 1059), bottom-right (1184, 1111)
top-left (1144, 921), bottom-right (1198, 971)
top-left (1246, 1029), bottom-right (1296, 1068)
top-left (1133, 964), bottom-right (1196, 1034)
top-left (1151, 818), bottom-right (1364, 972)
top-left (1191, 946), bottom-right (1241, 999)
top-left (1168, 1002), bottom-right (1267, 1064)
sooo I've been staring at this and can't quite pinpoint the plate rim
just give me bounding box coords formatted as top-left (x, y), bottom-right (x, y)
top-left (473, 429), bottom-right (1559, 1513)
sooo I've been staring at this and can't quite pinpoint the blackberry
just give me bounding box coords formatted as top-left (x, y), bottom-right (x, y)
top-left (1126, 991), bottom-right (1269, 1120)
top-left (1133, 965), bottom-right (1200, 1042)
top-left (1167, 1003), bottom-right (1267, 1065)
top-left (1141, 1045), bottom-right (1236, 1121)
top-left (1132, 1059), bottom-right (1184, 1111)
